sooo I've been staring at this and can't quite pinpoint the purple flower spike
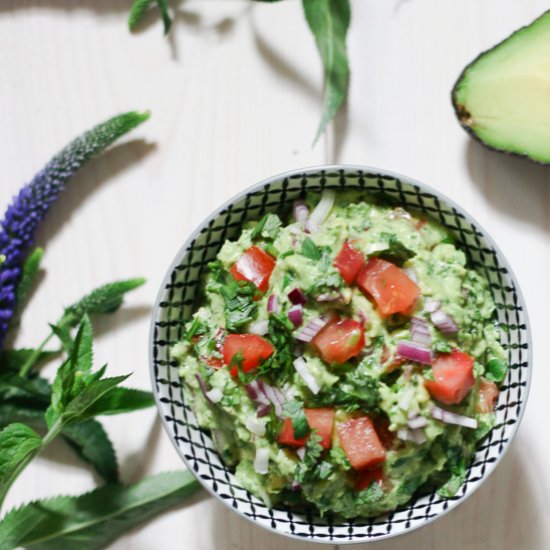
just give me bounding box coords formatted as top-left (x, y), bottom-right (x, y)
top-left (0, 111), bottom-right (149, 346)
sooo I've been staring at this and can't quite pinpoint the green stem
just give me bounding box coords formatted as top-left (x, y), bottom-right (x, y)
top-left (19, 332), bottom-right (54, 377)
top-left (0, 419), bottom-right (63, 511)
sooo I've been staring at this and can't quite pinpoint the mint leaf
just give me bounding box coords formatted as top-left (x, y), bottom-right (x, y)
top-left (62, 420), bottom-right (118, 484)
top-left (283, 400), bottom-right (310, 439)
top-left (0, 470), bottom-right (201, 550)
top-left (59, 278), bottom-right (146, 329)
top-left (0, 349), bottom-right (57, 372)
top-left (14, 247), bottom-right (43, 318)
top-left (128, 0), bottom-right (154, 30)
top-left (49, 323), bottom-right (74, 354)
top-left (371, 236), bottom-right (416, 266)
top-left (83, 387), bottom-right (155, 417)
top-left (302, 0), bottom-right (351, 144)
top-left (0, 423), bottom-right (42, 504)
top-left (301, 237), bottom-right (322, 261)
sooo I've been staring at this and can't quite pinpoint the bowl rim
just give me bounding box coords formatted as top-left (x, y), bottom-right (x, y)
top-left (149, 163), bottom-right (532, 544)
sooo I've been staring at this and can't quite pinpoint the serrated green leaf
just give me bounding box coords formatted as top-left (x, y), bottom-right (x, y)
top-left (156, 0), bottom-right (172, 34)
top-left (45, 358), bottom-right (74, 430)
top-left (0, 424), bottom-right (42, 503)
top-left (49, 323), bottom-right (73, 354)
top-left (0, 372), bottom-right (51, 403)
top-left (0, 404), bottom-right (45, 430)
top-left (302, 0), bottom-right (350, 144)
top-left (84, 387), bottom-right (155, 417)
top-left (59, 278), bottom-right (146, 329)
top-left (70, 315), bottom-right (93, 374)
top-left (128, 0), bottom-right (154, 30)
top-left (0, 470), bottom-right (201, 550)
top-left (14, 247), bottom-right (43, 317)
top-left (61, 375), bottom-right (131, 426)
top-left (62, 420), bottom-right (118, 484)
top-left (0, 349), bottom-right (57, 372)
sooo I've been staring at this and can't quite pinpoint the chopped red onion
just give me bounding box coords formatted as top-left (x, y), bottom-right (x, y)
top-left (293, 200), bottom-right (309, 223)
top-left (291, 480), bottom-right (302, 491)
top-left (398, 389), bottom-right (414, 411)
top-left (254, 447), bottom-right (269, 475)
top-left (407, 415), bottom-right (428, 429)
top-left (257, 403), bottom-right (271, 417)
top-left (296, 447), bottom-right (306, 461)
top-left (288, 287), bottom-right (307, 305)
top-left (431, 310), bottom-right (458, 334)
top-left (196, 374), bottom-right (218, 405)
top-left (358, 310), bottom-right (369, 325)
top-left (305, 190), bottom-right (335, 233)
top-left (316, 291), bottom-right (342, 302)
top-left (205, 387), bottom-right (223, 403)
top-left (288, 305), bottom-right (304, 327)
top-left (245, 381), bottom-right (271, 407)
top-left (424, 300), bottom-right (441, 313)
top-left (267, 294), bottom-right (279, 314)
top-left (397, 427), bottom-right (426, 444)
top-left (259, 380), bottom-right (285, 416)
top-left (249, 319), bottom-right (269, 336)
top-left (295, 314), bottom-right (332, 343)
top-left (397, 340), bottom-right (432, 365)
top-left (411, 317), bottom-right (431, 346)
top-left (293, 357), bottom-right (320, 395)
top-left (246, 416), bottom-right (266, 437)
top-left (431, 406), bottom-right (477, 429)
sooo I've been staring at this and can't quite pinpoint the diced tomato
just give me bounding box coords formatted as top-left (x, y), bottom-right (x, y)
top-left (278, 408), bottom-right (335, 449)
top-left (222, 334), bottom-right (274, 376)
top-left (477, 379), bottom-right (499, 414)
top-left (355, 466), bottom-right (384, 491)
top-left (230, 246), bottom-right (276, 292)
top-left (305, 408), bottom-right (335, 449)
top-left (334, 241), bottom-right (364, 285)
top-left (206, 356), bottom-right (224, 369)
top-left (312, 318), bottom-right (365, 364)
top-left (356, 257), bottom-right (420, 317)
top-left (425, 349), bottom-right (475, 405)
top-left (278, 418), bottom-right (308, 447)
top-left (336, 416), bottom-right (386, 471)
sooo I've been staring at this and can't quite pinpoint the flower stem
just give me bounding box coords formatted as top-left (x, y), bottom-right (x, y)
top-left (19, 332), bottom-right (54, 377)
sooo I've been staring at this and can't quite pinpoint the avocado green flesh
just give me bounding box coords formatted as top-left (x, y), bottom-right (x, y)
top-left (175, 192), bottom-right (506, 518)
top-left (454, 11), bottom-right (550, 163)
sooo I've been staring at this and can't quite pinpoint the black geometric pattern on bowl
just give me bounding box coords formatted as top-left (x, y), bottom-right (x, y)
top-left (150, 166), bottom-right (531, 543)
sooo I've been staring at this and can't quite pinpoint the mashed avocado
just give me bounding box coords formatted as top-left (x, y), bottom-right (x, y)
top-left (175, 191), bottom-right (507, 518)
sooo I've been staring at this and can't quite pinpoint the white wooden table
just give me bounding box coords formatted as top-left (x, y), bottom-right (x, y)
top-left (1, 1), bottom-right (549, 548)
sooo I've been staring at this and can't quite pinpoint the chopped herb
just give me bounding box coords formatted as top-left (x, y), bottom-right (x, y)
top-left (207, 261), bottom-right (259, 332)
top-left (265, 404), bottom-right (283, 444)
top-left (186, 318), bottom-right (207, 340)
top-left (301, 237), bottom-right (322, 261)
top-left (356, 480), bottom-right (384, 503)
top-left (371, 235), bottom-right (416, 266)
top-left (485, 358), bottom-right (507, 383)
top-left (282, 400), bottom-right (310, 439)
top-left (250, 213), bottom-right (282, 241)
top-left (433, 340), bottom-right (453, 354)
top-left (294, 433), bottom-right (324, 484)
top-left (329, 446), bottom-right (351, 470)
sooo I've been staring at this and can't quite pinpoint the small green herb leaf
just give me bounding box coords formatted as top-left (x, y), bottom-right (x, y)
top-left (371, 236), bottom-right (416, 266)
top-left (283, 400), bottom-right (310, 440)
top-left (302, 0), bottom-right (351, 144)
top-left (250, 214), bottom-right (282, 241)
top-left (485, 358), bottom-right (507, 383)
top-left (0, 470), bottom-right (201, 550)
top-left (301, 237), bottom-right (322, 261)
top-left (49, 323), bottom-right (74, 354)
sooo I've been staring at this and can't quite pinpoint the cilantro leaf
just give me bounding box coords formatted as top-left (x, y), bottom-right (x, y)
top-left (371, 236), bottom-right (416, 266)
top-left (283, 400), bottom-right (310, 440)
top-left (301, 237), bottom-right (322, 261)
top-left (356, 480), bottom-right (384, 503)
top-left (294, 433), bottom-right (324, 484)
top-left (485, 358), bottom-right (507, 383)
top-left (250, 214), bottom-right (282, 241)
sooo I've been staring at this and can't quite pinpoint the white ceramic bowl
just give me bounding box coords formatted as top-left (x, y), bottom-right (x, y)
top-left (150, 165), bottom-right (531, 543)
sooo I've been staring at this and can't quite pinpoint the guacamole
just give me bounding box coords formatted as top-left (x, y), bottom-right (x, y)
top-left (174, 191), bottom-right (507, 518)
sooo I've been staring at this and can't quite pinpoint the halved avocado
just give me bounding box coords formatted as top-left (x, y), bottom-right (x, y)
top-left (452, 11), bottom-right (550, 164)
